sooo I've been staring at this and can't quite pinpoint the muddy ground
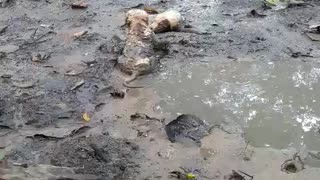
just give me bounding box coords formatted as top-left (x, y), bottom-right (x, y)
top-left (1, 0), bottom-right (320, 179)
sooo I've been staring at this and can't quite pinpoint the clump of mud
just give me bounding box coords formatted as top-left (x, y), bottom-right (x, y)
top-left (6, 134), bottom-right (142, 179)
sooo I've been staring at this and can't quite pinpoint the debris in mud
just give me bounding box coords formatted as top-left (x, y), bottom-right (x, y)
top-left (227, 55), bottom-right (238, 61)
top-left (306, 33), bottom-right (320, 41)
top-left (169, 167), bottom-right (197, 180)
top-left (165, 114), bottom-right (211, 146)
top-left (82, 59), bottom-right (97, 66)
top-left (58, 111), bottom-right (74, 119)
top-left (309, 151), bottom-right (320, 160)
top-left (1, 74), bottom-right (12, 79)
top-left (94, 102), bottom-right (106, 111)
top-left (12, 80), bottom-right (35, 89)
top-left (110, 89), bottom-right (125, 99)
top-left (248, 10), bottom-right (266, 18)
top-left (71, 1), bottom-right (88, 9)
top-left (130, 112), bottom-right (164, 123)
top-left (241, 141), bottom-right (254, 161)
top-left (287, 47), bottom-right (313, 58)
top-left (264, 0), bottom-right (313, 10)
top-left (305, 24), bottom-right (320, 41)
top-left (144, 7), bottom-right (159, 14)
top-left (82, 112), bottom-right (91, 122)
top-left (12, 162), bottom-right (28, 168)
top-left (224, 170), bottom-right (253, 180)
top-left (73, 30), bottom-right (88, 39)
top-left (25, 126), bottom-right (90, 140)
top-left (286, 0), bottom-right (313, 8)
top-left (309, 24), bottom-right (320, 33)
top-left (281, 152), bottom-right (305, 173)
top-left (65, 70), bottom-right (83, 76)
top-left (31, 52), bottom-right (51, 63)
top-left (71, 80), bottom-right (85, 90)
top-left (291, 51), bottom-right (313, 58)
top-left (0, 25), bottom-right (8, 34)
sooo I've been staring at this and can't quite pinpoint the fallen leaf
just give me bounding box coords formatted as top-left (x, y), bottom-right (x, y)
top-left (83, 112), bottom-right (90, 122)
top-left (186, 173), bottom-right (196, 179)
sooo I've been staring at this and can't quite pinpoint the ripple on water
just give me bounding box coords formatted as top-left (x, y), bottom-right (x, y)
top-left (142, 61), bottom-right (320, 160)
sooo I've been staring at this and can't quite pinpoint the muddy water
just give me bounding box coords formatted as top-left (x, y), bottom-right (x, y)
top-left (140, 59), bottom-right (320, 152)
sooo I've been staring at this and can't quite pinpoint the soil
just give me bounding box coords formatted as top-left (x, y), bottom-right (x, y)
top-left (1, 0), bottom-right (320, 179)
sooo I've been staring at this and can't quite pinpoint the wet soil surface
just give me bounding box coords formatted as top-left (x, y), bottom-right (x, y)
top-left (1, 0), bottom-right (320, 179)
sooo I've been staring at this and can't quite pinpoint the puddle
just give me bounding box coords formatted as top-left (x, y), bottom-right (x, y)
top-left (140, 59), bottom-right (320, 153)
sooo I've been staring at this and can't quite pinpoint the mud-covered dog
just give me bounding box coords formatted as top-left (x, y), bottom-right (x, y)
top-left (117, 9), bottom-right (168, 88)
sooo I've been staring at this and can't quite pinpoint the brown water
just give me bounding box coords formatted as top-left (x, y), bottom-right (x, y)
top-left (142, 59), bottom-right (320, 152)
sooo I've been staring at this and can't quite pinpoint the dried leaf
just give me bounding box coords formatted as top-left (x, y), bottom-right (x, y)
top-left (186, 173), bottom-right (196, 179)
top-left (83, 112), bottom-right (90, 122)
top-left (264, 0), bottom-right (280, 6)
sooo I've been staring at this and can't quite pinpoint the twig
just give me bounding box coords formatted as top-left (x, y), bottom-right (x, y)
top-left (209, 124), bottom-right (232, 134)
top-left (238, 170), bottom-right (254, 180)
top-left (31, 28), bottom-right (38, 39)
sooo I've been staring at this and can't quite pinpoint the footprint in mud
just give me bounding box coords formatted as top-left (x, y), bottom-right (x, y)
top-left (165, 114), bottom-right (211, 146)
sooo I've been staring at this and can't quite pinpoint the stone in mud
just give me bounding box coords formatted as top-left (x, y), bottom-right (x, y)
top-left (165, 114), bottom-right (210, 146)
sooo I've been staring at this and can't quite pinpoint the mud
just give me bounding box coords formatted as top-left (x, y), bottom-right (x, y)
top-left (1, 0), bottom-right (320, 179)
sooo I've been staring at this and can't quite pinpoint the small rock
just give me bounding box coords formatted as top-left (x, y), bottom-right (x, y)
top-left (73, 30), bottom-right (88, 39)
top-left (110, 89), bottom-right (125, 99)
top-left (165, 114), bottom-right (210, 146)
